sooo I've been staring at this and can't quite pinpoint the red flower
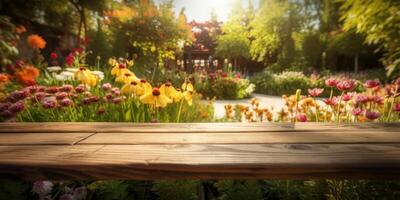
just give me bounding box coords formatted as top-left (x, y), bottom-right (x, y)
top-left (296, 114), bottom-right (307, 122)
top-left (65, 53), bottom-right (74, 65)
top-left (50, 52), bottom-right (58, 59)
top-left (323, 97), bottom-right (338, 106)
top-left (394, 103), bottom-right (400, 112)
top-left (352, 108), bottom-right (363, 116)
top-left (363, 80), bottom-right (380, 89)
top-left (365, 111), bottom-right (380, 120)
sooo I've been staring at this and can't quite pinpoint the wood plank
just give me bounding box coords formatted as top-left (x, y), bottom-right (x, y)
top-left (0, 144), bottom-right (400, 180)
top-left (0, 133), bottom-right (94, 145)
top-left (79, 132), bottom-right (400, 145)
top-left (0, 122), bottom-right (399, 133)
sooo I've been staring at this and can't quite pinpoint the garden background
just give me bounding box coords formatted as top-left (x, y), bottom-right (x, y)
top-left (0, 0), bottom-right (400, 199)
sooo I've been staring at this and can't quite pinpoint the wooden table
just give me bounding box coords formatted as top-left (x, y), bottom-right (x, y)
top-left (0, 122), bottom-right (399, 180)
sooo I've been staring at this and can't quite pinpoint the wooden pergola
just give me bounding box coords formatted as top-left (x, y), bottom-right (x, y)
top-left (0, 122), bottom-right (399, 180)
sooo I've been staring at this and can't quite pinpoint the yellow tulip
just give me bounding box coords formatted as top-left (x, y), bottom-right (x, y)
top-left (140, 87), bottom-right (172, 108)
top-left (121, 80), bottom-right (144, 96)
top-left (74, 67), bottom-right (97, 86)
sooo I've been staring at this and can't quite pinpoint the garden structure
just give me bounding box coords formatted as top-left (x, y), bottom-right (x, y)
top-left (0, 122), bottom-right (399, 180)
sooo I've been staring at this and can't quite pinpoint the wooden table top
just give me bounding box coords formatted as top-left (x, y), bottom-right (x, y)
top-left (0, 122), bottom-right (399, 180)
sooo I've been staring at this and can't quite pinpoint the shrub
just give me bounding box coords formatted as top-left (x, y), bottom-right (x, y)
top-left (197, 77), bottom-right (255, 100)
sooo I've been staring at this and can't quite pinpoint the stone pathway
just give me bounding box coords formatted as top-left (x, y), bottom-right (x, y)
top-left (211, 93), bottom-right (285, 119)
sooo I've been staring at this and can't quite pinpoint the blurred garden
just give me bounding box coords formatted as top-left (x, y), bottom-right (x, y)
top-left (1, 0), bottom-right (400, 199)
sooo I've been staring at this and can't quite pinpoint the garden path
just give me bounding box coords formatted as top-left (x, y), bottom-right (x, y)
top-left (210, 93), bottom-right (323, 119)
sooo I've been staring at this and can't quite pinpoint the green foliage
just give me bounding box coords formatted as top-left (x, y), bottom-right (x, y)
top-left (0, 16), bottom-right (19, 66)
top-left (197, 77), bottom-right (255, 100)
top-left (89, 181), bottom-right (134, 200)
top-left (0, 179), bottom-right (30, 200)
top-left (341, 0), bottom-right (400, 76)
top-left (153, 180), bottom-right (198, 200)
top-left (215, 180), bottom-right (263, 200)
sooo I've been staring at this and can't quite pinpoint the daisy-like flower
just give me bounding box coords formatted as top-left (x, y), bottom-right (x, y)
top-left (139, 79), bottom-right (152, 94)
top-left (160, 82), bottom-right (182, 102)
top-left (181, 81), bottom-right (194, 92)
top-left (115, 71), bottom-right (138, 84)
top-left (352, 107), bottom-right (363, 116)
top-left (111, 63), bottom-right (130, 77)
top-left (121, 80), bottom-right (144, 96)
top-left (325, 78), bottom-right (339, 87)
top-left (140, 87), bottom-right (172, 108)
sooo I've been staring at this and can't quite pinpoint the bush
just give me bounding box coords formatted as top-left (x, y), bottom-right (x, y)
top-left (251, 70), bottom-right (323, 96)
top-left (197, 77), bottom-right (255, 100)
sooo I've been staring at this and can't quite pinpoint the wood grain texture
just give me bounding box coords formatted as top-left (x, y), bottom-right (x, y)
top-left (0, 144), bottom-right (400, 180)
top-left (80, 132), bottom-right (400, 144)
top-left (1, 122), bottom-right (399, 133)
top-left (0, 122), bottom-right (399, 180)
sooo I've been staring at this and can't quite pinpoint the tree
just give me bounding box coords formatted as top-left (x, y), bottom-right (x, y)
top-left (341, 0), bottom-right (400, 76)
top-left (215, 0), bottom-right (250, 71)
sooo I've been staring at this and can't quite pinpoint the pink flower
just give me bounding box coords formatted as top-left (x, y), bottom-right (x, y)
top-left (50, 52), bottom-right (58, 59)
top-left (296, 114), bottom-right (307, 122)
top-left (32, 181), bottom-right (53, 196)
top-left (42, 100), bottom-right (57, 109)
top-left (325, 78), bottom-right (339, 87)
top-left (0, 103), bottom-right (11, 112)
top-left (111, 88), bottom-right (121, 96)
top-left (75, 85), bottom-right (86, 93)
top-left (9, 101), bottom-right (25, 113)
top-left (336, 79), bottom-right (357, 91)
top-left (60, 85), bottom-right (74, 92)
top-left (354, 94), bottom-right (369, 105)
top-left (45, 86), bottom-right (59, 94)
top-left (0, 110), bottom-right (13, 118)
top-left (102, 83), bottom-right (112, 91)
top-left (352, 108), bottom-right (363, 116)
top-left (308, 88), bottom-right (324, 97)
top-left (55, 92), bottom-right (68, 100)
top-left (235, 73), bottom-right (241, 79)
top-left (60, 194), bottom-right (74, 200)
top-left (60, 98), bottom-right (72, 107)
top-left (34, 92), bottom-right (46, 101)
top-left (365, 111), bottom-right (380, 120)
top-left (323, 97), bottom-right (338, 106)
top-left (342, 93), bottom-right (352, 101)
top-left (394, 103), bottom-right (400, 112)
top-left (112, 97), bottom-right (123, 104)
top-left (97, 107), bottom-right (106, 115)
top-left (363, 80), bottom-right (380, 89)
top-left (373, 96), bottom-right (384, 104)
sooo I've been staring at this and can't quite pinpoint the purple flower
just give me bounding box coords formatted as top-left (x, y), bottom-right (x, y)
top-left (0, 110), bottom-right (13, 118)
top-left (365, 111), bottom-right (380, 120)
top-left (325, 78), bottom-right (339, 87)
top-left (102, 83), bottom-right (112, 91)
top-left (34, 92), bottom-right (46, 101)
top-left (308, 88), bottom-right (324, 97)
top-left (111, 88), bottom-right (121, 96)
top-left (89, 96), bottom-right (100, 103)
top-left (73, 186), bottom-right (87, 200)
top-left (352, 108), bottom-right (363, 116)
top-left (60, 98), bottom-right (72, 107)
top-left (60, 84), bottom-right (74, 92)
top-left (42, 100), bottom-right (57, 109)
top-left (32, 181), bottom-right (53, 196)
top-left (363, 80), bottom-right (380, 89)
top-left (296, 114), bottom-right (307, 122)
top-left (26, 85), bottom-right (39, 94)
top-left (336, 79), bottom-right (357, 92)
top-left (112, 97), bottom-right (123, 104)
top-left (45, 86), bottom-right (59, 94)
top-left (8, 90), bottom-right (29, 102)
top-left (81, 97), bottom-right (91, 105)
top-left (9, 101), bottom-right (25, 113)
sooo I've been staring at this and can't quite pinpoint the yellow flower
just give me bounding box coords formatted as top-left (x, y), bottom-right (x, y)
top-left (74, 67), bottom-right (97, 86)
top-left (160, 82), bottom-right (182, 102)
top-left (121, 80), bottom-right (144, 96)
top-left (111, 63), bottom-right (130, 77)
top-left (115, 71), bottom-right (138, 84)
top-left (138, 79), bottom-right (153, 94)
top-left (183, 91), bottom-right (193, 106)
top-left (140, 87), bottom-right (172, 108)
top-left (181, 81), bottom-right (194, 92)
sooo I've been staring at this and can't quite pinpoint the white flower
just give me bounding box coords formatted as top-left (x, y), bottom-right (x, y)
top-left (55, 74), bottom-right (66, 81)
top-left (91, 71), bottom-right (104, 81)
top-left (65, 68), bottom-right (79, 73)
top-left (46, 66), bottom-right (62, 72)
top-left (60, 71), bottom-right (75, 80)
top-left (32, 181), bottom-right (53, 196)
